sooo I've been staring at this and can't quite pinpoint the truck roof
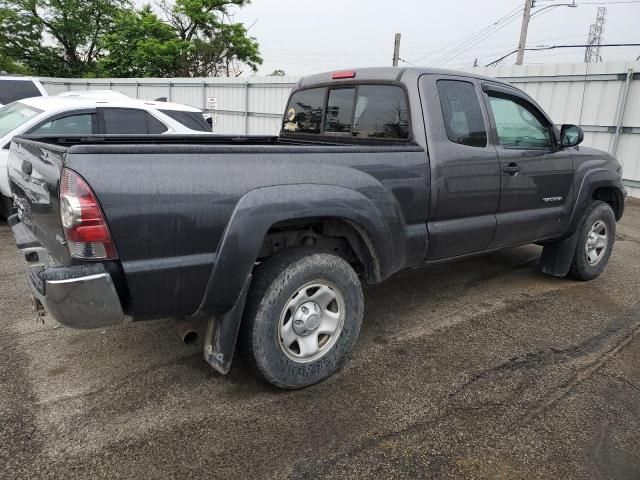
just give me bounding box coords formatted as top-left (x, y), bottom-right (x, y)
top-left (296, 67), bottom-right (513, 89)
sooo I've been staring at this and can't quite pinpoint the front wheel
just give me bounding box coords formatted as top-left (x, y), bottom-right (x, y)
top-left (240, 248), bottom-right (364, 389)
top-left (567, 200), bottom-right (616, 281)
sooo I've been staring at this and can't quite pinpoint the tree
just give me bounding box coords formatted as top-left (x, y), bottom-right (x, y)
top-left (98, 5), bottom-right (186, 77)
top-left (157, 0), bottom-right (262, 77)
top-left (0, 0), bottom-right (262, 78)
top-left (0, 0), bottom-right (129, 77)
top-left (269, 69), bottom-right (285, 76)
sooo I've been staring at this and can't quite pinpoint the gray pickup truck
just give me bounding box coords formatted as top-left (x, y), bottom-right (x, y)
top-left (8, 67), bottom-right (626, 388)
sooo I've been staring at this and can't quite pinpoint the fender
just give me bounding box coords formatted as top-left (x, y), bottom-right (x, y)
top-left (193, 183), bottom-right (408, 373)
top-left (542, 168), bottom-right (625, 277)
top-left (567, 168), bottom-right (625, 234)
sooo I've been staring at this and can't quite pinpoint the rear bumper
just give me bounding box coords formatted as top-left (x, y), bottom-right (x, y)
top-left (10, 216), bottom-right (126, 329)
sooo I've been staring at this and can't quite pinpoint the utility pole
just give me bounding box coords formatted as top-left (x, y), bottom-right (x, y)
top-left (392, 33), bottom-right (401, 67)
top-left (516, 0), bottom-right (534, 65)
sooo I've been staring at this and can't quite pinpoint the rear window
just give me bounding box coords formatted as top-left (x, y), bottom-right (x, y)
top-left (283, 84), bottom-right (409, 140)
top-left (0, 80), bottom-right (42, 105)
top-left (160, 110), bottom-right (210, 132)
top-left (283, 88), bottom-right (325, 134)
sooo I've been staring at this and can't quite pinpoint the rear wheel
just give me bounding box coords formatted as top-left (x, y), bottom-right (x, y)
top-left (240, 248), bottom-right (364, 389)
top-left (567, 200), bottom-right (616, 281)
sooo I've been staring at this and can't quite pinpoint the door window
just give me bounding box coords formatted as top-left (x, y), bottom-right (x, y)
top-left (437, 80), bottom-right (487, 147)
top-left (488, 93), bottom-right (553, 149)
top-left (31, 113), bottom-right (93, 135)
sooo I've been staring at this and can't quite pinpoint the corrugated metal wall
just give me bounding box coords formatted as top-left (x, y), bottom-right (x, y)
top-left (39, 61), bottom-right (639, 197)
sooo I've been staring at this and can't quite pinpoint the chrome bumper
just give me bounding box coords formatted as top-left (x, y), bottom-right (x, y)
top-left (10, 217), bottom-right (126, 329)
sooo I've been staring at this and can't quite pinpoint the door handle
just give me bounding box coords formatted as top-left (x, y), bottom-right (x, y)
top-left (502, 162), bottom-right (521, 176)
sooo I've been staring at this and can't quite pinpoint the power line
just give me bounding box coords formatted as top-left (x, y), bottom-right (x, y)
top-left (429, 8), bottom-right (525, 66)
top-left (411, 4), bottom-right (524, 64)
top-left (485, 43), bottom-right (640, 65)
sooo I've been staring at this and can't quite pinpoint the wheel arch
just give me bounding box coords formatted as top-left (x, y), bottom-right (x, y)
top-left (195, 184), bottom-right (397, 319)
top-left (568, 169), bottom-right (626, 233)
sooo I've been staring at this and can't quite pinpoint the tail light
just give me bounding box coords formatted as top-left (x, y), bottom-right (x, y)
top-left (59, 168), bottom-right (117, 260)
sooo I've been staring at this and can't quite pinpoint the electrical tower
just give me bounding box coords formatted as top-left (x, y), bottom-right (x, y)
top-left (584, 7), bottom-right (606, 63)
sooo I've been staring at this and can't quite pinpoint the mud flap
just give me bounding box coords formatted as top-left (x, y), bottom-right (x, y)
top-left (540, 231), bottom-right (579, 277)
top-left (203, 275), bottom-right (252, 374)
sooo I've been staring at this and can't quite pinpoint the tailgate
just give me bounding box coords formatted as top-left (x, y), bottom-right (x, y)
top-left (8, 138), bottom-right (70, 264)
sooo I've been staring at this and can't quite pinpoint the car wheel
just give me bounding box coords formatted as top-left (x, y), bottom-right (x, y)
top-left (567, 200), bottom-right (616, 281)
top-left (240, 248), bottom-right (364, 389)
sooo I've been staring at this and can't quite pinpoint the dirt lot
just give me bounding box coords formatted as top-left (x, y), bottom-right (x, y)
top-left (1, 202), bottom-right (639, 480)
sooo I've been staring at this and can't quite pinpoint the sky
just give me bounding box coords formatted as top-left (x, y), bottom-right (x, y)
top-left (223, 0), bottom-right (640, 76)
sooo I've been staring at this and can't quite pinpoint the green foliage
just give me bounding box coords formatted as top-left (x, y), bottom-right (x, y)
top-left (158, 0), bottom-right (262, 76)
top-left (98, 5), bottom-right (186, 77)
top-left (0, 0), bottom-right (129, 77)
top-left (0, 0), bottom-right (262, 78)
top-left (269, 69), bottom-right (285, 76)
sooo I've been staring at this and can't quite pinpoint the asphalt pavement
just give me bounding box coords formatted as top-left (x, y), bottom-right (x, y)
top-left (1, 202), bottom-right (639, 479)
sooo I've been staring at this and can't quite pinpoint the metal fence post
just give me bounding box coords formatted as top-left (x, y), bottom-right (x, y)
top-left (202, 81), bottom-right (207, 110)
top-left (168, 81), bottom-right (173, 102)
top-left (244, 81), bottom-right (249, 134)
top-left (135, 81), bottom-right (139, 99)
top-left (612, 68), bottom-right (633, 156)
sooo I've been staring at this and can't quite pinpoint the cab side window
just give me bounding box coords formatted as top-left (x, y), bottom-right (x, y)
top-left (31, 114), bottom-right (94, 135)
top-left (437, 80), bottom-right (487, 148)
top-left (487, 93), bottom-right (553, 149)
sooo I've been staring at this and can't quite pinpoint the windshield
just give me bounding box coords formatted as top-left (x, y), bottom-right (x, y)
top-left (0, 102), bottom-right (43, 138)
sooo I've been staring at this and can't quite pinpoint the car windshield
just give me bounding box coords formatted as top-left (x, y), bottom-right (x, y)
top-left (0, 102), bottom-right (43, 138)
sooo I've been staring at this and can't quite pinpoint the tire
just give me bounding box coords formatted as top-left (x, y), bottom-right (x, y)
top-left (567, 200), bottom-right (616, 281)
top-left (240, 248), bottom-right (364, 389)
top-left (0, 195), bottom-right (13, 221)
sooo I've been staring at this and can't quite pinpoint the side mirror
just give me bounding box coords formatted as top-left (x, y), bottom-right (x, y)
top-left (560, 124), bottom-right (584, 147)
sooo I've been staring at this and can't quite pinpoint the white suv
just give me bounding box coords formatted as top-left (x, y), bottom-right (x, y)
top-left (0, 94), bottom-right (212, 217)
top-left (0, 75), bottom-right (48, 106)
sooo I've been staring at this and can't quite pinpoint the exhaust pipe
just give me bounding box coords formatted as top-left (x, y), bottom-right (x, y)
top-left (175, 320), bottom-right (198, 345)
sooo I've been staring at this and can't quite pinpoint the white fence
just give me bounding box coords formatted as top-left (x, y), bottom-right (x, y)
top-left (39, 61), bottom-right (640, 197)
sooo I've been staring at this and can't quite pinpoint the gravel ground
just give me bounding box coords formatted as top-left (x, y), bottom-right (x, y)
top-left (1, 201), bottom-right (639, 479)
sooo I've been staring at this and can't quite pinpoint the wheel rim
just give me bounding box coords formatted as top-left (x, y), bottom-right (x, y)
top-left (585, 220), bottom-right (608, 266)
top-left (278, 281), bottom-right (345, 363)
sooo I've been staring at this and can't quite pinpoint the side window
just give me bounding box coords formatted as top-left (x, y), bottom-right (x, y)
top-left (146, 113), bottom-right (168, 134)
top-left (31, 114), bottom-right (93, 135)
top-left (283, 87), bottom-right (326, 134)
top-left (488, 93), bottom-right (553, 149)
top-left (324, 88), bottom-right (355, 134)
top-left (353, 85), bottom-right (409, 139)
top-left (0, 80), bottom-right (42, 104)
top-left (437, 80), bottom-right (487, 147)
top-left (102, 108), bottom-right (147, 134)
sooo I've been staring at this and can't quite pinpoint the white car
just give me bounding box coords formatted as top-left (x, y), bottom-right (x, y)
top-left (0, 95), bottom-right (212, 217)
top-left (0, 75), bottom-right (48, 106)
